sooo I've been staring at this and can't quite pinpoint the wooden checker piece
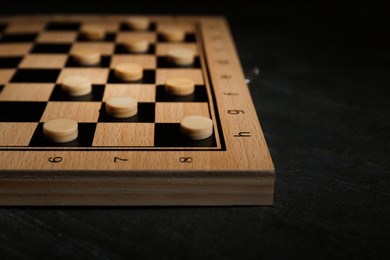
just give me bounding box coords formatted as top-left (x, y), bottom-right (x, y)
top-left (114, 63), bottom-right (143, 81)
top-left (180, 115), bottom-right (213, 140)
top-left (164, 77), bottom-right (195, 96)
top-left (121, 39), bottom-right (150, 53)
top-left (167, 48), bottom-right (195, 66)
top-left (0, 15), bottom-right (274, 206)
top-left (105, 96), bottom-right (138, 118)
top-left (71, 49), bottom-right (101, 66)
top-left (124, 16), bottom-right (150, 31)
top-left (61, 76), bottom-right (92, 96)
top-left (160, 26), bottom-right (186, 42)
top-left (80, 24), bottom-right (105, 40)
top-left (43, 118), bottom-right (78, 143)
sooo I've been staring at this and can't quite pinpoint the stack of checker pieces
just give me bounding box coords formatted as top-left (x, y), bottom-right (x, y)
top-left (0, 16), bottom-right (213, 148)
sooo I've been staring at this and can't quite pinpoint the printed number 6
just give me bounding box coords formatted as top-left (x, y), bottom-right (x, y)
top-left (179, 157), bottom-right (193, 163)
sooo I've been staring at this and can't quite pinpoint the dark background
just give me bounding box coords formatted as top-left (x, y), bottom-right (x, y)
top-left (1, 1), bottom-right (389, 259)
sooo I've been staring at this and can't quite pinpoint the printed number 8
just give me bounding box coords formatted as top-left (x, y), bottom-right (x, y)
top-left (48, 157), bottom-right (62, 163)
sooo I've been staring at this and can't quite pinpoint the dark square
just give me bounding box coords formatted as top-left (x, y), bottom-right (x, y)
top-left (114, 44), bottom-right (155, 54)
top-left (65, 56), bottom-right (111, 68)
top-left (0, 23), bottom-right (6, 32)
top-left (119, 22), bottom-right (156, 31)
top-left (29, 123), bottom-right (96, 147)
top-left (98, 102), bottom-right (155, 123)
top-left (154, 123), bottom-right (216, 147)
top-left (157, 33), bottom-right (196, 43)
top-left (0, 85), bottom-right (4, 92)
top-left (0, 101), bottom-right (46, 122)
top-left (155, 85), bottom-right (208, 102)
top-left (31, 43), bottom-right (71, 54)
top-left (46, 22), bottom-right (81, 31)
top-left (157, 57), bottom-right (201, 68)
top-left (185, 34), bottom-right (196, 42)
top-left (49, 84), bottom-right (105, 102)
top-left (76, 33), bottom-right (116, 42)
top-left (107, 69), bottom-right (155, 84)
top-left (0, 57), bottom-right (23, 68)
top-left (11, 69), bottom-right (60, 83)
top-left (0, 33), bottom-right (37, 42)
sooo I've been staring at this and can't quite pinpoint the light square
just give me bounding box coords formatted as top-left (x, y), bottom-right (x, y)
top-left (0, 123), bottom-right (38, 146)
top-left (0, 69), bottom-right (15, 84)
top-left (156, 69), bottom-right (204, 85)
top-left (157, 23), bottom-right (194, 33)
top-left (37, 32), bottom-right (77, 43)
top-left (0, 84), bottom-right (54, 101)
top-left (40, 102), bottom-right (101, 122)
top-left (71, 43), bottom-right (115, 55)
top-left (5, 23), bottom-right (45, 33)
top-left (19, 55), bottom-right (67, 68)
top-left (116, 32), bottom-right (156, 43)
top-left (57, 68), bottom-right (109, 84)
top-left (93, 123), bottom-right (154, 146)
top-left (81, 22), bottom-right (118, 32)
top-left (110, 55), bottom-right (156, 69)
top-left (155, 102), bottom-right (210, 123)
top-left (156, 43), bottom-right (198, 55)
top-left (103, 84), bottom-right (155, 102)
top-left (0, 43), bottom-right (32, 56)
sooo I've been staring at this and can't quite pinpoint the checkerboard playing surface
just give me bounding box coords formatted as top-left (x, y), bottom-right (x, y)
top-left (0, 15), bottom-right (274, 206)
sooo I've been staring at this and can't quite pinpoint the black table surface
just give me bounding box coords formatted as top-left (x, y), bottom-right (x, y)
top-left (1, 2), bottom-right (389, 259)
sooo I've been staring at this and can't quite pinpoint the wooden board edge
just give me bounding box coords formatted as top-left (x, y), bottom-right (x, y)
top-left (0, 175), bottom-right (274, 206)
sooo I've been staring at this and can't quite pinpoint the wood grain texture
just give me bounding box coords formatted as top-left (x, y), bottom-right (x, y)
top-left (0, 123), bottom-right (38, 146)
top-left (0, 176), bottom-right (274, 206)
top-left (103, 84), bottom-right (156, 102)
top-left (0, 83), bottom-right (54, 101)
top-left (156, 43), bottom-right (198, 55)
top-left (0, 69), bottom-right (15, 83)
top-left (20, 55), bottom-right (68, 68)
top-left (93, 123), bottom-right (154, 146)
top-left (116, 32), bottom-right (156, 43)
top-left (37, 32), bottom-right (77, 43)
top-left (57, 68), bottom-right (109, 84)
top-left (155, 102), bottom-right (210, 123)
top-left (40, 102), bottom-right (101, 122)
top-left (71, 43), bottom-right (115, 55)
top-left (156, 69), bottom-right (204, 85)
top-left (0, 43), bottom-right (32, 55)
top-left (110, 55), bottom-right (156, 69)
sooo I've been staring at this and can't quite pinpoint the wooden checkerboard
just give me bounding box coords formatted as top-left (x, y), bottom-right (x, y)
top-left (0, 15), bottom-right (274, 206)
